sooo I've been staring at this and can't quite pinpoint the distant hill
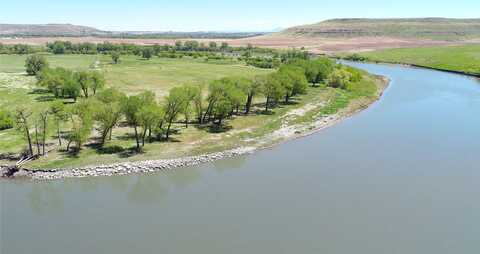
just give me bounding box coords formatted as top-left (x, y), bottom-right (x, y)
top-left (278, 18), bottom-right (480, 40)
top-left (0, 24), bottom-right (108, 37)
top-left (0, 24), bottom-right (267, 39)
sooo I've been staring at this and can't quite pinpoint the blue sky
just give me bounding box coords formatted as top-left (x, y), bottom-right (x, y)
top-left (2, 0), bottom-right (479, 31)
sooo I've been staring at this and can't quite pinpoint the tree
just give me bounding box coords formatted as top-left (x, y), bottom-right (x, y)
top-left (245, 76), bottom-right (264, 114)
top-left (278, 65), bottom-right (308, 103)
top-left (121, 95), bottom-right (143, 150)
top-left (111, 52), bottom-right (121, 64)
top-left (37, 67), bottom-right (77, 99)
top-left (37, 109), bottom-right (49, 156)
top-left (15, 107), bottom-right (34, 156)
top-left (313, 58), bottom-right (334, 85)
top-left (263, 74), bottom-right (285, 111)
top-left (142, 48), bottom-right (153, 60)
top-left (179, 85), bottom-right (201, 128)
top-left (212, 97), bottom-right (233, 125)
top-left (184, 41), bottom-right (200, 51)
top-left (66, 99), bottom-right (94, 152)
top-left (94, 88), bottom-right (126, 146)
top-left (175, 41), bottom-right (183, 50)
top-left (220, 42), bottom-right (229, 51)
top-left (209, 41), bottom-right (217, 50)
top-left (50, 101), bottom-right (68, 146)
top-left (75, 71), bottom-right (92, 98)
top-left (327, 68), bottom-right (353, 89)
top-left (51, 41), bottom-right (66, 54)
top-left (163, 87), bottom-right (187, 139)
top-left (137, 103), bottom-right (162, 146)
top-left (90, 71), bottom-right (105, 95)
top-left (193, 85), bottom-right (205, 124)
top-left (121, 92), bottom-right (156, 150)
top-left (25, 55), bottom-right (49, 76)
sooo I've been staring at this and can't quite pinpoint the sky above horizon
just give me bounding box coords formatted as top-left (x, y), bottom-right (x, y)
top-left (2, 0), bottom-right (479, 32)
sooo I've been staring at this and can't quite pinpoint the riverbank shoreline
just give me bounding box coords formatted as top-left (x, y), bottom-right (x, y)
top-left (1, 76), bottom-right (389, 181)
top-left (337, 58), bottom-right (480, 78)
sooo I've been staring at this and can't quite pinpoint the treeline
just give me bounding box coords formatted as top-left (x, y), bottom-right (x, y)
top-left (3, 54), bottom-right (366, 160)
top-left (44, 40), bottom-right (276, 55)
top-left (0, 43), bottom-right (43, 54)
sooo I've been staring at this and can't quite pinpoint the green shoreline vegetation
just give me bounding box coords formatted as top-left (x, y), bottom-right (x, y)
top-left (342, 44), bottom-right (480, 76)
top-left (0, 41), bottom-right (382, 170)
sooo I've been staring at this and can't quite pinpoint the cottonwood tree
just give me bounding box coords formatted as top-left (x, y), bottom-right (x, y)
top-left (90, 71), bottom-right (105, 95)
top-left (37, 109), bottom-right (50, 156)
top-left (137, 103), bottom-right (162, 146)
top-left (25, 55), bottom-right (49, 76)
top-left (121, 94), bottom-right (144, 151)
top-left (327, 68), bottom-right (353, 89)
top-left (142, 48), bottom-right (153, 60)
top-left (278, 65), bottom-right (308, 103)
top-left (193, 85), bottom-right (204, 124)
top-left (244, 76), bottom-right (265, 114)
top-left (50, 101), bottom-right (68, 146)
top-left (163, 88), bottom-right (188, 139)
top-left (94, 88), bottom-right (126, 146)
top-left (111, 52), bottom-right (121, 64)
top-left (75, 71), bottom-right (92, 98)
top-left (66, 99), bottom-right (94, 152)
top-left (179, 85), bottom-right (201, 128)
top-left (15, 107), bottom-right (34, 156)
top-left (263, 74), bottom-right (285, 111)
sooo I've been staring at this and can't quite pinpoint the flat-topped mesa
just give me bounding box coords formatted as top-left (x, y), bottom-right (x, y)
top-left (278, 18), bottom-right (480, 40)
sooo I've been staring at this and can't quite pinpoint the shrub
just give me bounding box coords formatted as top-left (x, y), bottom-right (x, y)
top-left (0, 110), bottom-right (14, 130)
top-left (25, 54), bottom-right (49, 76)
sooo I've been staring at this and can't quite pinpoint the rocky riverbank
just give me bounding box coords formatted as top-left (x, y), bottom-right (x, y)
top-left (1, 147), bottom-right (256, 181)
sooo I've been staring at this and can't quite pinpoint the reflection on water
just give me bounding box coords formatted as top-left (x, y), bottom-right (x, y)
top-left (14, 155), bottom-right (250, 212)
top-left (3, 63), bottom-right (480, 254)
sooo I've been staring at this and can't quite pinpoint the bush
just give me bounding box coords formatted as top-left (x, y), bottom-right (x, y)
top-left (25, 54), bottom-right (49, 76)
top-left (0, 110), bottom-right (14, 130)
top-left (343, 54), bottom-right (368, 62)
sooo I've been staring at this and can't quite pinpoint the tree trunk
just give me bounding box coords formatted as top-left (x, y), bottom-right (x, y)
top-left (134, 125), bottom-right (140, 151)
top-left (265, 96), bottom-right (270, 111)
top-left (142, 128), bottom-right (147, 147)
top-left (101, 130), bottom-right (108, 146)
top-left (67, 140), bottom-right (72, 151)
top-left (34, 124), bottom-right (40, 156)
top-left (25, 126), bottom-right (33, 156)
top-left (166, 122), bottom-right (172, 140)
top-left (42, 116), bottom-right (47, 155)
top-left (57, 121), bottom-right (62, 146)
top-left (245, 94), bottom-right (253, 114)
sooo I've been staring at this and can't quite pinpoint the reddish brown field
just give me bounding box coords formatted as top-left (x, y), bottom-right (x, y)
top-left (2, 35), bottom-right (480, 53)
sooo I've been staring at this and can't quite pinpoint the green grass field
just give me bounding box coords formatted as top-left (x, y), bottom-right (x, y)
top-left (0, 54), bottom-right (382, 169)
top-left (358, 44), bottom-right (480, 75)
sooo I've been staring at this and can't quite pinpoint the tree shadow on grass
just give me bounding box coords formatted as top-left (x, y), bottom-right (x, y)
top-left (29, 88), bottom-right (50, 95)
top-left (195, 123), bottom-right (233, 134)
top-left (255, 109), bottom-right (276, 116)
top-left (34, 95), bottom-right (56, 102)
top-left (85, 142), bottom-right (126, 155)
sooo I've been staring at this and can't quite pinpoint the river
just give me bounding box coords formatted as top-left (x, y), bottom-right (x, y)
top-left (2, 62), bottom-right (480, 253)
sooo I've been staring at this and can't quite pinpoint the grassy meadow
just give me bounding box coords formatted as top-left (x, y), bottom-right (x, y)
top-left (357, 44), bottom-right (480, 75)
top-left (0, 53), bottom-right (383, 169)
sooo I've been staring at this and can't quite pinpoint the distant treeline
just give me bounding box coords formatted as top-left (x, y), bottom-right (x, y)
top-left (101, 32), bottom-right (269, 39)
top-left (1, 40), bottom-right (312, 70)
